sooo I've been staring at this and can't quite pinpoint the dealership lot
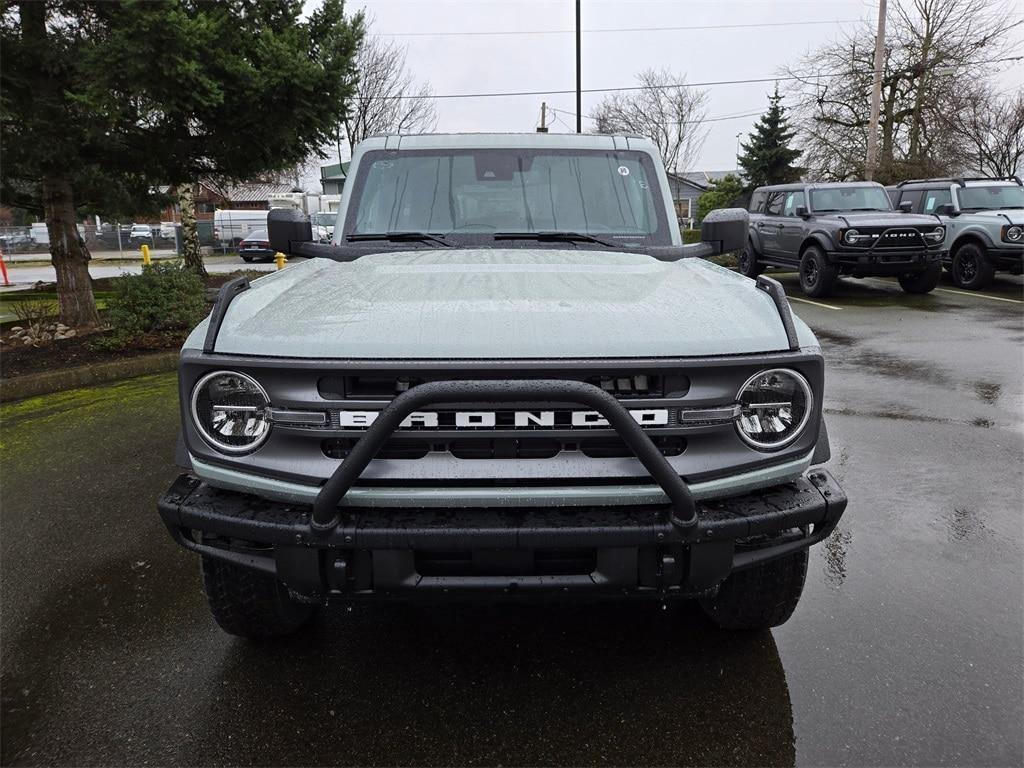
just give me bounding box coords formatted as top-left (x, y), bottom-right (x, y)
top-left (1, 274), bottom-right (1021, 767)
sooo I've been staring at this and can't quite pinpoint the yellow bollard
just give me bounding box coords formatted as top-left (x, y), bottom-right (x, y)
top-left (141, 243), bottom-right (151, 266)
top-left (274, 252), bottom-right (287, 270)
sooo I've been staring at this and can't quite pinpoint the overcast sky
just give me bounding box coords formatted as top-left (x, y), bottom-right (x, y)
top-left (315, 0), bottom-right (1024, 173)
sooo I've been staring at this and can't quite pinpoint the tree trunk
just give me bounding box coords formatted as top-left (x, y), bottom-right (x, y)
top-left (42, 175), bottom-right (101, 329)
top-left (177, 184), bottom-right (206, 277)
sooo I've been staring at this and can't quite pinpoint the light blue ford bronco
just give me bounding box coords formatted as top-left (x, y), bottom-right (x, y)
top-left (158, 133), bottom-right (847, 638)
top-left (888, 177), bottom-right (1024, 289)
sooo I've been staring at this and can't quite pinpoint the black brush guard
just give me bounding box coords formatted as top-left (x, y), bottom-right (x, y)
top-left (310, 379), bottom-right (698, 538)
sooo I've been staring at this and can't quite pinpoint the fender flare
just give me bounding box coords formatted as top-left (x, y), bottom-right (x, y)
top-left (800, 231), bottom-right (835, 256)
top-left (950, 229), bottom-right (995, 255)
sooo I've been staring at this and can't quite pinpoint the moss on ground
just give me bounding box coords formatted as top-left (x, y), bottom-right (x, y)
top-left (0, 372), bottom-right (178, 458)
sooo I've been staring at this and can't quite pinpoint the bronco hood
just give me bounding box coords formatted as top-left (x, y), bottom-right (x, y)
top-left (831, 212), bottom-right (940, 227)
top-left (187, 250), bottom-right (815, 359)
top-left (966, 209), bottom-right (1024, 225)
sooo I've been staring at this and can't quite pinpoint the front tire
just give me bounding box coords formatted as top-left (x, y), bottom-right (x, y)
top-left (951, 242), bottom-right (994, 290)
top-left (737, 239), bottom-right (765, 278)
top-left (699, 550), bottom-right (809, 630)
top-left (798, 246), bottom-right (838, 298)
top-left (898, 262), bottom-right (941, 294)
top-left (201, 553), bottom-right (316, 639)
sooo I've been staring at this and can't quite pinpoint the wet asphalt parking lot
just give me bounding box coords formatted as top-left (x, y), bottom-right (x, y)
top-left (1, 272), bottom-right (1022, 767)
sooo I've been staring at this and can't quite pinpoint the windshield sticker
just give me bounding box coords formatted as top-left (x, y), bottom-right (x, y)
top-left (617, 166), bottom-right (630, 176)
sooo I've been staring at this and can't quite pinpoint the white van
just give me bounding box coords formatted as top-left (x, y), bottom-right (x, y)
top-left (29, 222), bottom-right (49, 246)
top-left (213, 209), bottom-right (269, 245)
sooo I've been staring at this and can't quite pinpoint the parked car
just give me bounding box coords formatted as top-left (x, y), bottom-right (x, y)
top-left (887, 177), bottom-right (1024, 289)
top-left (213, 209), bottom-right (269, 246)
top-left (238, 229), bottom-right (274, 262)
top-left (129, 223), bottom-right (154, 246)
top-left (0, 229), bottom-right (34, 252)
top-left (158, 133), bottom-right (847, 639)
top-left (159, 221), bottom-right (178, 241)
top-left (739, 182), bottom-right (947, 297)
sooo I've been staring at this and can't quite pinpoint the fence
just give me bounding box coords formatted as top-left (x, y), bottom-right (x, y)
top-left (0, 220), bottom-right (238, 260)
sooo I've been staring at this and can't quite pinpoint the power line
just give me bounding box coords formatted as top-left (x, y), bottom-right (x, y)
top-left (371, 18), bottom-right (865, 38)
top-left (382, 56), bottom-right (1024, 101)
top-left (549, 105), bottom-right (763, 125)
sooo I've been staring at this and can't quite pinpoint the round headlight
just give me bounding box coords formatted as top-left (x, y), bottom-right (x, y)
top-left (929, 226), bottom-right (945, 241)
top-left (1006, 225), bottom-right (1023, 242)
top-left (844, 229), bottom-right (860, 244)
top-left (735, 369), bottom-right (813, 450)
top-left (191, 370), bottom-right (271, 453)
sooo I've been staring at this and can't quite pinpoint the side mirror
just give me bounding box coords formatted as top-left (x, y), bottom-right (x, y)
top-left (700, 207), bottom-right (749, 253)
top-left (268, 208), bottom-right (312, 254)
top-left (899, 200), bottom-right (913, 213)
top-left (795, 205), bottom-right (809, 218)
top-left (935, 203), bottom-right (957, 216)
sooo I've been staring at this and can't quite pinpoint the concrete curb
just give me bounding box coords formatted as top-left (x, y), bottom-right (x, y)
top-left (1, 351), bottom-right (178, 403)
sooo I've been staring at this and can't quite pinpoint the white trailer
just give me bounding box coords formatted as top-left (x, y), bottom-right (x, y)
top-left (213, 209), bottom-right (269, 245)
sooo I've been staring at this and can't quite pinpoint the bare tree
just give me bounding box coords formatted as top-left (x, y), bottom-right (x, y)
top-left (591, 69), bottom-right (709, 174)
top-left (784, 0), bottom-right (1021, 182)
top-left (944, 87), bottom-right (1024, 177)
top-left (339, 30), bottom-right (438, 158)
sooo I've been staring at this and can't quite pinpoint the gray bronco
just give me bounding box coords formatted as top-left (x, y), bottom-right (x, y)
top-left (740, 181), bottom-right (947, 298)
top-left (887, 177), bottom-right (1024, 290)
top-left (158, 133), bottom-right (847, 638)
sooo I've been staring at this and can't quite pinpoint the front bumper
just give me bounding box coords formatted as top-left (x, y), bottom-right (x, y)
top-left (984, 244), bottom-right (1024, 271)
top-left (158, 470), bottom-right (847, 600)
top-left (826, 247), bottom-right (944, 275)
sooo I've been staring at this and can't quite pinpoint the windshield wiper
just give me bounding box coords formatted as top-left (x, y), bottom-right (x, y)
top-left (492, 231), bottom-right (619, 247)
top-left (347, 231), bottom-right (451, 247)
top-left (850, 207), bottom-right (887, 211)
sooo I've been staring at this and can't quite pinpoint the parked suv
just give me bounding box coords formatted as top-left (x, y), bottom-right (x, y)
top-left (739, 182), bottom-right (946, 297)
top-left (887, 177), bottom-right (1024, 290)
top-left (129, 223), bottom-right (154, 246)
top-left (158, 133), bottom-right (846, 639)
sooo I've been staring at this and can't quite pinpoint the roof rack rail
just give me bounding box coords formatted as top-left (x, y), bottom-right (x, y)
top-left (897, 175), bottom-right (1022, 188)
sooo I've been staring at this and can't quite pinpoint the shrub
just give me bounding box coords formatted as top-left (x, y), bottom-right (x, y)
top-left (93, 261), bottom-right (206, 350)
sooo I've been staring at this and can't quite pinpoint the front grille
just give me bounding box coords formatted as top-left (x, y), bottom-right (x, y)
top-left (322, 435), bottom-right (686, 460)
top-left (318, 371), bottom-right (690, 400)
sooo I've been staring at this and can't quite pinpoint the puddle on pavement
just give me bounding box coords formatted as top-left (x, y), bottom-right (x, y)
top-left (813, 329), bottom-right (859, 347)
top-left (973, 381), bottom-right (1001, 405)
top-left (822, 526), bottom-right (852, 588)
top-left (943, 507), bottom-right (991, 543)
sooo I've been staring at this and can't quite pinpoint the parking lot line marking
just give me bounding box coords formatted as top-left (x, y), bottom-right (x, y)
top-left (786, 295), bottom-right (843, 310)
top-left (933, 288), bottom-right (1023, 305)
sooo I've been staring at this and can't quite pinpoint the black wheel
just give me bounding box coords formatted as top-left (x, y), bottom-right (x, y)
top-left (737, 239), bottom-right (765, 278)
top-left (241, 256), bottom-right (253, 262)
top-left (798, 246), bottom-right (838, 298)
top-left (201, 552), bottom-right (316, 639)
top-left (898, 262), bottom-right (941, 294)
top-left (951, 242), bottom-right (994, 290)
top-left (699, 549), bottom-right (809, 630)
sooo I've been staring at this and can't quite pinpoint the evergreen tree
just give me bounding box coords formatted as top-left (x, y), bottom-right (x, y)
top-left (696, 174), bottom-right (746, 222)
top-left (738, 87), bottom-right (803, 188)
top-left (1, 1), bottom-right (363, 327)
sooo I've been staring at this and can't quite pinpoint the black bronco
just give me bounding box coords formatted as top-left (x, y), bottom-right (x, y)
top-left (740, 181), bottom-right (947, 297)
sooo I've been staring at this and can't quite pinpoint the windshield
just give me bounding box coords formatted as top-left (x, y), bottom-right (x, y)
top-left (809, 186), bottom-right (892, 213)
top-left (312, 212), bottom-right (337, 228)
top-left (344, 148), bottom-right (671, 245)
top-left (958, 185), bottom-right (1024, 211)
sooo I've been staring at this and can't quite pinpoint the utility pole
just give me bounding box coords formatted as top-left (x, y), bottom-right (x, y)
top-left (575, 0), bottom-right (582, 133)
top-left (865, 0), bottom-right (887, 181)
top-left (538, 102), bottom-right (549, 133)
